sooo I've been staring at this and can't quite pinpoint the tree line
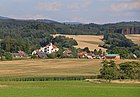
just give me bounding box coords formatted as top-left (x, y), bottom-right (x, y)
top-left (100, 60), bottom-right (140, 82)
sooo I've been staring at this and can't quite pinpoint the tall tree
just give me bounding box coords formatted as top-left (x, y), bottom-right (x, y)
top-left (100, 60), bottom-right (119, 82)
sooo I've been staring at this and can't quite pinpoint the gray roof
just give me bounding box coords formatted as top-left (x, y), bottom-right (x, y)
top-left (36, 52), bottom-right (48, 58)
top-left (12, 53), bottom-right (20, 56)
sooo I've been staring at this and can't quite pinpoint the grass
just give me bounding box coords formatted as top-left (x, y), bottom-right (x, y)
top-left (0, 81), bottom-right (139, 97)
top-left (0, 59), bottom-right (140, 78)
top-left (53, 34), bottom-right (106, 51)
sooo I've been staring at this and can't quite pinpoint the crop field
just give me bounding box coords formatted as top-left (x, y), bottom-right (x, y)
top-left (53, 34), bottom-right (106, 51)
top-left (0, 59), bottom-right (101, 77)
top-left (0, 59), bottom-right (140, 78)
top-left (126, 34), bottom-right (140, 45)
top-left (0, 81), bottom-right (139, 97)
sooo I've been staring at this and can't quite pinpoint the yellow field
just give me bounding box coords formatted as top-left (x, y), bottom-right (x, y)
top-left (126, 34), bottom-right (140, 45)
top-left (53, 34), bottom-right (106, 51)
top-left (0, 59), bottom-right (140, 77)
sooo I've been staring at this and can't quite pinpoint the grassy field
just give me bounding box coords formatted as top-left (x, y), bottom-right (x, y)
top-left (0, 59), bottom-right (140, 78)
top-left (126, 34), bottom-right (140, 45)
top-left (53, 34), bottom-right (106, 51)
top-left (0, 81), bottom-right (139, 97)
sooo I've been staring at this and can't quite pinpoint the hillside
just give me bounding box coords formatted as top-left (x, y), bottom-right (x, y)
top-left (0, 18), bottom-right (140, 36)
top-left (53, 34), bottom-right (106, 51)
top-left (126, 34), bottom-right (140, 45)
top-left (55, 22), bottom-right (140, 35)
top-left (0, 19), bottom-right (140, 54)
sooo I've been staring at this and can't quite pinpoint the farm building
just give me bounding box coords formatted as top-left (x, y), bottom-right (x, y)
top-left (32, 43), bottom-right (59, 55)
top-left (63, 50), bottom-right (72, 57)
top-left (35, 52), bottom-right (48, 59)
top-left (78, 51), bottom-right (88, 58)
top-left (105, 54), bottom-right (120, 60)
top-left (12, 51), bottom-right (28, 58)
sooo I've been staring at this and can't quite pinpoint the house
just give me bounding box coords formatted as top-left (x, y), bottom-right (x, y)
top-left (78, 52), bottom-right (88, 58)
top-left (105, 54), bottom-right (120, 60)
top-left (32, 43), bottom-right (59, 55)
top-left (12, 51), bottom-right (28, 58)
top-left (63, 50), bottom-right (72, 57)
top-left (86, 53), bottom-right (95, 59)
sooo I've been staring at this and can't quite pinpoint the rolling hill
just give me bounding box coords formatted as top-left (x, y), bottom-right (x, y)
top-left (53, 34), bottom-right (106, 51)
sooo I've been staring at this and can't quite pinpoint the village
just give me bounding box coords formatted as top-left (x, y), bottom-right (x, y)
top-left (11, 42), bottom-right (120, 60)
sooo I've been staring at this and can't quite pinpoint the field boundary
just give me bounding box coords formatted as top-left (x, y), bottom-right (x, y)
top-left (0, 75), bottom-right (97, 81)
top-left (85, 79), bottom-right (140, 84)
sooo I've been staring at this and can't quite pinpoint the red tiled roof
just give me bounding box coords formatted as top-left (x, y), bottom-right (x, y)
top-left (18, 51), bottom-right (26, 55)
top-left (46, 43), bottom-right (57, 49)
top-left (80, 52), bottom-right (87, 55)
top-left (63, 50), bottom-right (72, 54)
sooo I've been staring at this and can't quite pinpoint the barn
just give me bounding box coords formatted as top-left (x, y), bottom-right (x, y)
top-left (105, 54), bottom-right (120, 60)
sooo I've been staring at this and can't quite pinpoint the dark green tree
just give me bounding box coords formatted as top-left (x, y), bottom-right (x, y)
top-left (119, 62), bottom-right (140, 79)
top-left (4, 52), bottom-right (13, 60)
top-left (100, 60), bottom-right (119, 82)
top-left (83, 47), bottom-right (90, 53)
top-left (98, 49), bottom-right (102, 55)
top-left (93, 49), bottom-right (98, 55)
top-left (107, 47), bottom-right (129, 59)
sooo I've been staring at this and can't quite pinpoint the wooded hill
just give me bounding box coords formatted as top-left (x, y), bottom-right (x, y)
top-left (0, 19), bottom-right (140, 36)
top-left (0, 19), bottom-right (140, 55)
top-left (55, 22), bottom-right (140, 35)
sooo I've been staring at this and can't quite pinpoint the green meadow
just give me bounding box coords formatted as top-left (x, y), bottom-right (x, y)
top-left (0, 81), bottom-right (139, 97)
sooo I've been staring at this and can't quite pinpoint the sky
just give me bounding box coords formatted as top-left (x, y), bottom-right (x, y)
top-left (0, 0), bottom-right (140, 24)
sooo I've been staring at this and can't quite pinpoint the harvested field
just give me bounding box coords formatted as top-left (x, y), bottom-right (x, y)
top-left (126, 34), bottom-right (140, 45)
top-left (53, 34), bottom-right (106, 51)
top-left (0, 59), bottom-right (140, 77)
top-left (0, 59), bottom-right (101, 77)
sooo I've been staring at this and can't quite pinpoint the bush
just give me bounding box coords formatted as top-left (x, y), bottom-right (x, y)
top-left (4, 52), bottom-right (13, 60)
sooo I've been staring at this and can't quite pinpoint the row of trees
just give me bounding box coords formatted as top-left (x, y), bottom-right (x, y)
top-left (100, 60), bottom-right (140, 82)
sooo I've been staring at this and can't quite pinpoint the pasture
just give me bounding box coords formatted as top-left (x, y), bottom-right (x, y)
top-left (0, 81), bottom-right (139, 97)
top-left (0, 59), bottom-right (140, 78)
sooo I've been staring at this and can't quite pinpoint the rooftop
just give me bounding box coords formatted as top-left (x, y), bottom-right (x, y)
top-left (105, 54), bottom-right (119, 57)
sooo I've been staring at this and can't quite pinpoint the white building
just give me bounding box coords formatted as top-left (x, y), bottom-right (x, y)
top-left (32, 43), bottom-right (59, 55)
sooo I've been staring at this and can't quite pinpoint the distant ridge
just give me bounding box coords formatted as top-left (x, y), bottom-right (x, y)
top-left (35, 19), bottom-right (61, 24)
top-left (63, 22), bottom-right (82, 24)
top-left (0, 16), bottom-right (13, 20)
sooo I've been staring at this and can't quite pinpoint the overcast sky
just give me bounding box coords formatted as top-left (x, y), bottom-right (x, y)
top-left (0, 0), bottom-right (140, 24)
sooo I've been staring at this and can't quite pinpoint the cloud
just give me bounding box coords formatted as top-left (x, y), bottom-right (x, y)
top-left (65, 17), bottom-right (84, 22)
top-left (111, 0), bottom-right (140, 12)
top-left (9, 14), bottom-right (54, 20)
top-left (37, 2), bottom-right (63, 11)
top-left (67, 0), bottom-right (92, 10)
top-left (64, 17), bottom-right (91, 23)
top-left (36, 0), bottom-right (93, 11)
